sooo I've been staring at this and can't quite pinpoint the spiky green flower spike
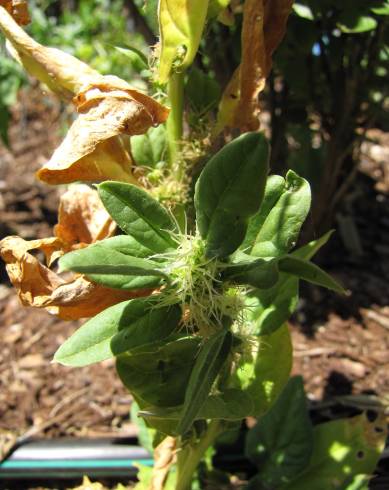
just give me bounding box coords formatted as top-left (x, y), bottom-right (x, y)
top-left (55, 132), bottom-right (344, 438)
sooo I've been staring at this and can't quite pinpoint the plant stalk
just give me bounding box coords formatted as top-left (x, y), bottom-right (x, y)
top-left (167, 71), bottom-right (185, 167)
top-left (175, 420), bottom-right (222, 490)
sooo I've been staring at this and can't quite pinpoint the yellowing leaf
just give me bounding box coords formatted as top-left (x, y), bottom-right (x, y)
top-left (158, 0), bottom-right (209, 83)
top-left (215, 0), bottom-right (293, 133)
top-left (0, 186), bottom-right (151, 320)
top-left (0, 0), bottom-right (29, 25)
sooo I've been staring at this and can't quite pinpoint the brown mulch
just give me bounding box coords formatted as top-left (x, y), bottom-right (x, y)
top-left (0, 88), bottom-right (388, 453)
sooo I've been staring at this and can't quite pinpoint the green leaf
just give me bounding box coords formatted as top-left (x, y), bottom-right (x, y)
top-left (281, 413), bottom-right (386, 490)
top-left (98, 182), bottom-right (177, 253)
top-left (158, 0), bottom-right (209, 83)
top-left (246, 377), bottom-right (313, 488)
top-left (177, 330), bottom-right (233, 434)
top-left (241, 175), bottom-right (285, 252)
top-left (58, 245), bottom-right (168, 290)
top-left (235, 324), bottom-right (292, 415)
top-left (116, 336), bottom-right (201, 407)
top-left (371, 1), bottom-right (389, 15)
top-left (86, 235), bottom-right (157, 259)
top-left (278, 256), bottom-right (345, 293)
top-left (222, 254), bottom-right (280, 289)
top-left (292, 4), bottom-right (314, 20)
top-left (250, 170), bottom-right (311, 258)
top-left (338, 14), bottom-right (377, 33)
top-left (186, 67), bottom-right (221, 115)
top-left (247, 231), bottom-right (333, 335)
top-left (139, 389), bottom-right (254, 425)
top-left (195, 132), bottom-right (269, 258)
top-left (131, 125), bottom-right (167, 168)
top-left (114, 45), bottom-right (148, 70)
top-left (54, 299), bottom-right (181, 366)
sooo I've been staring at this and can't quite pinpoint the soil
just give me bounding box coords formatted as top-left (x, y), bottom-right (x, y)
top-left (0, 88), bottom-right (388, 486)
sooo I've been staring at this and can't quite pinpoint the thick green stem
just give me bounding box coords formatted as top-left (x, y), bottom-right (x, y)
top-left (167, 71), bottom-right (185, 166)
top-left (175, 420), bottom-right (221, 490)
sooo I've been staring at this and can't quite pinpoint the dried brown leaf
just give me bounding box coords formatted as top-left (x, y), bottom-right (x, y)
top-left (37, 84), bottom-right (169, 185)
top-left (151, 436), bottom-right (176, 490)
top-left (54, 185), bottom-right (115, 247)
top-left (215, 0), bottom-right (293, 133)
top-left (0, 235), bottom-right (145, 320)
top-left (0, 0), bottom-right (29, 25)
top-left (0, 187), bottom-right (151, 320)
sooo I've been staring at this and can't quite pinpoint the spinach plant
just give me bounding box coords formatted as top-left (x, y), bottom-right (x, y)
top-left (0, 1), bottom-right (385, 489)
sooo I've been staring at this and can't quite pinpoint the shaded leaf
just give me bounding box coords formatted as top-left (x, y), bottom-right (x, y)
top-left (131, 125), bottom-right (167, 168)
top-left (246, 231), bottom-right (333, 335)
top-left (195, 132), bottom-right (269, 258)
top-left (177, 330), bottom-right (232, 434)
top-left (186, 67), bottom-right (221, 115)
top-left (140, 389), bottom-right (254, 424)
top-left (223, 254), bottom-right (279, 289)
top-left (116, 336), bottom-right (200, 407)
top-left (246, 376), bottom-right (313, 487)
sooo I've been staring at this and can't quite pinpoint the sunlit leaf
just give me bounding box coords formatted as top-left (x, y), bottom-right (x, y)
top-left (235, 324), bottom-right (292, 414)
top-left (158, 0), bottom-right (209, 83)
top-left (282, 413), bottom-right (386, 489)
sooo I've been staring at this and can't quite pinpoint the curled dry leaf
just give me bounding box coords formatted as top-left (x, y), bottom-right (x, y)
top-left (0, 0), bottom-right (29, 25)
top-left (0, 7), bottom-right (169, 185)
top-left (54, 184), bottom-right (116, 246)
top-left (215, 0), bottom-right (293, 134)
top-left (0, 186), bottom-right (149, 320)
top-left (151, 436), bottom-right (176, 490)
top-left (37, 83), bottom-right (169, 185)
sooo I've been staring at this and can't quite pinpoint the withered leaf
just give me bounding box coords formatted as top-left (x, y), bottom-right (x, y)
top-left (0, 186), bottom-right (151, 320)
top-left (36, 83), bottom-right (169, 185)
top-left (215, 0), bottom-right (293, 133)
top-left (151, 436), bottom-right (176, 490)
top-left (54, 184), bottom-right (116, 247)
top-left (0, 1), bottom-right (29, 25)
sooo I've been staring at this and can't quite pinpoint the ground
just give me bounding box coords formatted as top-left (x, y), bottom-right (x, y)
top-left (0, 88), bottom-right (388, 481)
